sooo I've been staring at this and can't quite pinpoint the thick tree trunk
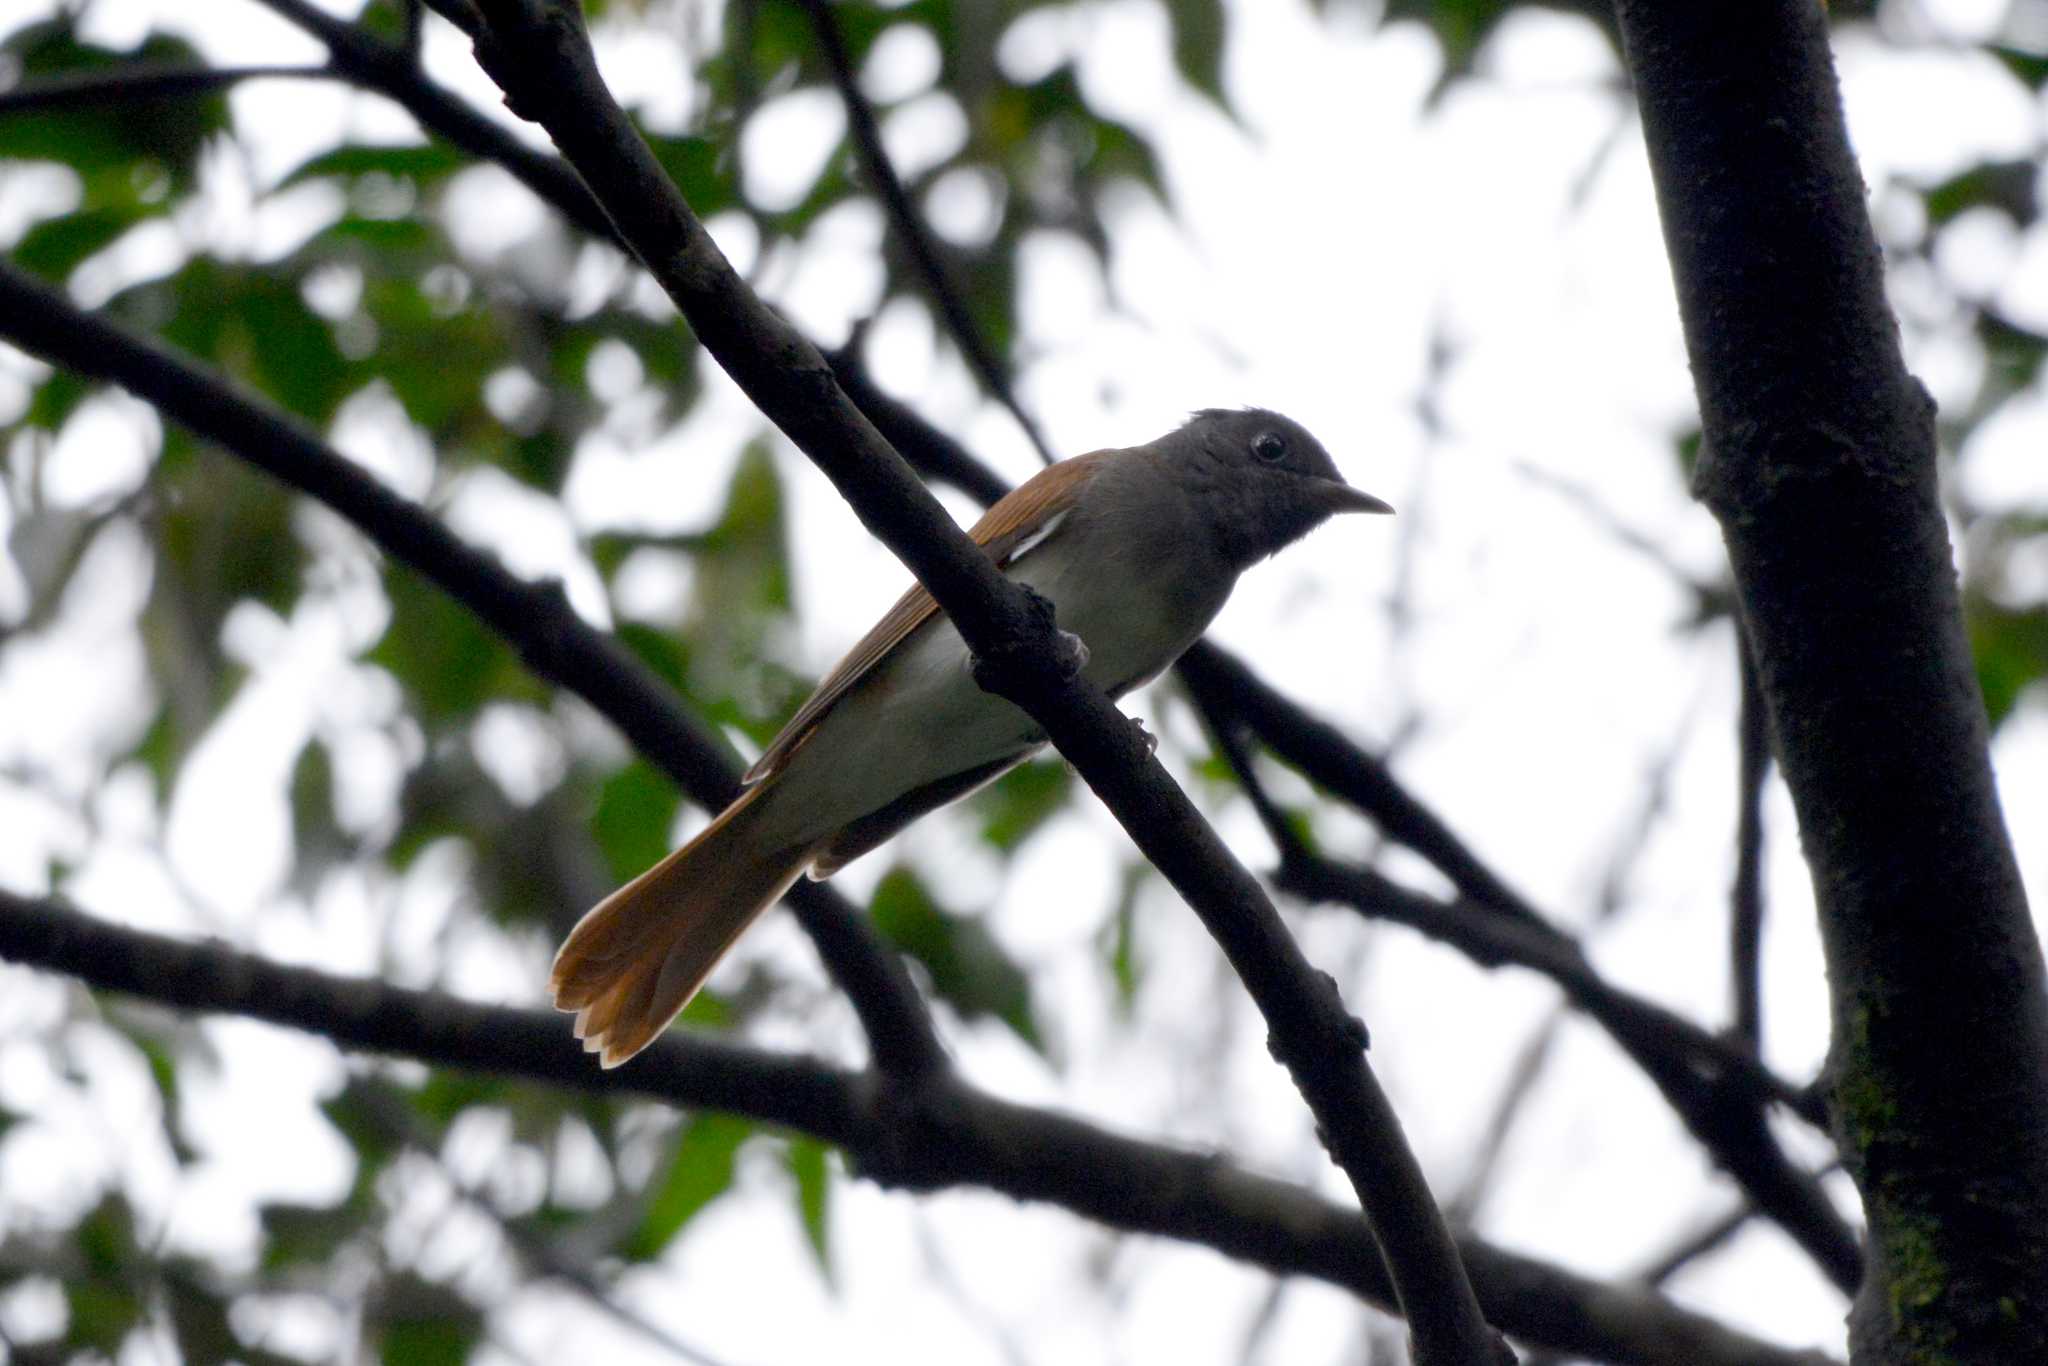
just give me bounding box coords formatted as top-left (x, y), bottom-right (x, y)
top-left (1614, 2), bottom-right (2048, 1359)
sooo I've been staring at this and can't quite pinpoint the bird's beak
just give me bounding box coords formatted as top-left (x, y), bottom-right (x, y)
top-left (1315, 480), bottom-right (1395, 516)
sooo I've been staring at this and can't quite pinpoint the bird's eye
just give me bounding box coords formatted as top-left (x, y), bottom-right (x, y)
top-left (1252, 432), bottom-right (1287, 463)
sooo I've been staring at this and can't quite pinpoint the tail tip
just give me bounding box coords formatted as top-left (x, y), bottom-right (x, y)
top-left (565, 1001), bottom-right (644, 1070)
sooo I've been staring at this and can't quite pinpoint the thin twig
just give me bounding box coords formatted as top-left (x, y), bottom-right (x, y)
top-left (795, 0), bottom-right (1056, 466)
top-left (825, 329), bottom-right (1014, 505)
top-left (0, 63), bottom-right (340, 118)
top-left (435, 1161), bottom-right (739, 1366)
top-left (1278, 857), bottom-right (1862, 1293)
top-left (1179, 642), bottom-right (1552, 932)
top-left (1446, 1015), bottom-right (1564, 1228)
top-left (1510, 461), bottom-right (1730, 625)
top-left (1638, 1160), bottom-right (1846, 1289)
top-left (1731, 621), bottom-right (1769, 1048)
top-left (0, 890), bottom-right (1842, 1366)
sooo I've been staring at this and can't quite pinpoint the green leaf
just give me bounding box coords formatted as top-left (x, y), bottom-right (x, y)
top-left (290, 738), bottom-right (350, 876)
top-left (1978, 311), bottom-right (2048, 397)
top-left (68, 1195), bottom-right (143, 1353)
top-left (66, 1279), bottom-right (140, 1355)
top-left (615, 620), bottom-right (693, 690)
top-left (0, 22), bottom-right (228, 194)
top-left (410, 1071), bottom-right (511, 1130)
top-left (785, 1137), bottom-right (834, 1285)
top-left (153, 445), bottom-right (304, 646)
top-left (259, 1201), bottom-right (361, 1273)
top-left (623, 1113), bottom-right (753, 1260)
top-left (116, 1018), bottom-right (198, 1163)
top-left (649, 442), bottom-right (799, 744)
top-left (354, 275), bottom-right (504, 432)
top-left (319, 1076), bottom-right (411, 1197)
top-left (1991, 45), bottom-right (2048, 90)
top-left (352, 0), bottom-right (423, 47)
top-left (1102, 863), bottom-right (1147, 1017)
top-left (972, 757), bottom-right (1071, 853)
top-left (381, 1318), bottom-right (475, 1366)
top-left (281, 141), bottom-right (470, 190)
top-left (133, 707), bottom-right (181, 795)
top-left (868, 866), bottom-right (1041, 1050)
top-left (679, 988), bottom-right (735, 1029)
top-left (241, 277), bottom-right (352, 422)
top-left (323, 215), bottom-right (441, 255)
top-left (21, 368), bottom-right (88, 430)
top-left (76, 1193), bottom-right (137, 1276)
top-left (1166, 0), bottom-right (1230, 109)
top-left (592, 760), bottom-right (682, 884)
top-left (375, 1276), bottom-right (482, 1366)
top-left (367, 569), bottom-right (546, 725)
top-left (1968, 597), bottom-right (2048, 730)
top-left (10, 205), bottom-right (149, 278)
top-left (163, 1272), bottom-right (241, 1365)
top-left (647, 134), bottom-right (736, 217)
top-left (1923, 160), bottom-right (2036, 228)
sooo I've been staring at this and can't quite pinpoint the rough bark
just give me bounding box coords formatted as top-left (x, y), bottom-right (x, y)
top-left (1616, 2), bottom-right (2048, 1358)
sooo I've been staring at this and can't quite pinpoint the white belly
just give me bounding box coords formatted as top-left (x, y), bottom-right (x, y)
top-left (754, 536), bottom-right (1233, 852)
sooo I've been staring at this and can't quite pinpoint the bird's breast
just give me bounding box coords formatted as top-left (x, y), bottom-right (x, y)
top-left (1010, 500), bottom-right (1234, 696)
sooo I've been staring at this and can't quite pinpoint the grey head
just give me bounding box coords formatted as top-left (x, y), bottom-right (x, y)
top-left (1162, 408), bottom-right (1392, 569)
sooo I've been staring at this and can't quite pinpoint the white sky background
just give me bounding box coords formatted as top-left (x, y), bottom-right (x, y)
top-left (2, 0), bottom-right (2046, 1362)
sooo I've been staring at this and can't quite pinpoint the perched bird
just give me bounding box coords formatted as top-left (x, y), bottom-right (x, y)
top-left (552, 408), bottom-right (1391, 1065)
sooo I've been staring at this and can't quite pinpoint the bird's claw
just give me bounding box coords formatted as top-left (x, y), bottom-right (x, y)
top-left (1055, 628), bottom-right (1090, 677)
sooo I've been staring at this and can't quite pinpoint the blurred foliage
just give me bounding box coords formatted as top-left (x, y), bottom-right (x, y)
top-left (1, 0), bottom-right (2046, 1361)
top-left (869, 863), bottom-right (1042, 1049)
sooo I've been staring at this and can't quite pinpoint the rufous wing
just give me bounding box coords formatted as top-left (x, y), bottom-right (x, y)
top-left (741, 450), bottom-right (1111, 784)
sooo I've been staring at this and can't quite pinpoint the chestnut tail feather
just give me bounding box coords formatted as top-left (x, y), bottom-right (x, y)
top-left (550, 784), bottom-right (808, 1067)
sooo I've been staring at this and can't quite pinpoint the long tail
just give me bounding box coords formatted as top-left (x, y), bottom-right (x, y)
top-left (550, 784), bottom-right (807, 1067)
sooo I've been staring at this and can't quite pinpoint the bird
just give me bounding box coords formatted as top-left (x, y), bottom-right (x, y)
top-left (551, 407), bottom-right (1392, 1065)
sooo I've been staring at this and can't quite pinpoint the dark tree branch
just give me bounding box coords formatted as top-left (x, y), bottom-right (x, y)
top-left (1638, 1161), bottom-right (1844, 1291)
top-left (429, 4), bottom-right (1500, 1358)
top-left (1617, 1), bottom-right (2048, 1356)
top-left (0, 63), bottom-right (340, 118)
top-left (825, 329), bottom-right (1015, 507)
top-left (1731, 622), bottom-right (1769, 1048)
top-left (1637, 1199), bottom-right (1759, 1291)
top-left (0, 891), bottom-right (1841, 1366)
top-left (0, 259), bottom-right (947, 1082)
top-left (795, 0), bottom-right (1056, 466)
